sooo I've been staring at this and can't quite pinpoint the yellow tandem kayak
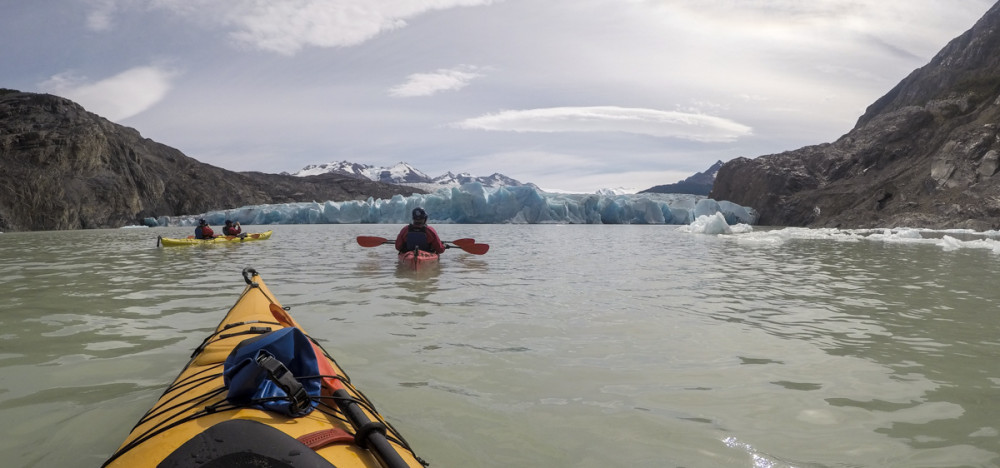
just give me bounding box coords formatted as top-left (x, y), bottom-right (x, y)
top-left (102, 268), bottom-right (426, 468)
top-left (157, 230), bottom-right (273, 247)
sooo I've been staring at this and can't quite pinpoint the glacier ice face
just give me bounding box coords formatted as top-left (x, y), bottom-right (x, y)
top-left (145, 183), bottom-right (758, 227)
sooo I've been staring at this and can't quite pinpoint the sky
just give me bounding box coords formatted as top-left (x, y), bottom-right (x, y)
top-left (2, 0), bottom-right (996, 193)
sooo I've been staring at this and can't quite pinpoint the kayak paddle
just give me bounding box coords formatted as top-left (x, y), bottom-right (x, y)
top-left (356, 236), bottom-right (488, 254)
top-left (446, 242), bottom-right (489, 255)
top-left (356, 236), bottom-right (393, 247)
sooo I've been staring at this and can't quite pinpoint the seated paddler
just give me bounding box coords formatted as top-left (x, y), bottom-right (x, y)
top-left (395, 207), bottom-right (446, 254)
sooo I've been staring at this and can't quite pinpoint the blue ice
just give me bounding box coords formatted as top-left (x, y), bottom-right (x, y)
top-left (144, 183), bottom-right (758, 227)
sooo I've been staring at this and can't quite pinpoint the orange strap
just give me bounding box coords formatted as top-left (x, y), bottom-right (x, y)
top-left (297, 428), bottom-right (356, 449)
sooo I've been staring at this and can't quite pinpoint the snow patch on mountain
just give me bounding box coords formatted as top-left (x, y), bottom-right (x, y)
top-left (290, 160), bottom-right (536, 191)
top-left (595, 187), bottom-right (639, 195)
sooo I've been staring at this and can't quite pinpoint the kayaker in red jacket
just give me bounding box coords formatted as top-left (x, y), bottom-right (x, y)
top-left (395, 207), bottom-right (446, 254)
top-left (223, 220), bottom-right (242, 236)
top-left (194, 219), bottom-right (216, 239)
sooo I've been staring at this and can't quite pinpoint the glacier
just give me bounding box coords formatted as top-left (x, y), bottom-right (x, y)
top-left (143, 183), bottom-right (758, 227)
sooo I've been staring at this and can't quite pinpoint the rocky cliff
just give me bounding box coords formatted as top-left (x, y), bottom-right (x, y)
top-left (0, 90), bottom-right (423, 232)
top-left (711, 3), bottom-right (1000, 229)
top-left (639, 160), bottom-right (722, 196)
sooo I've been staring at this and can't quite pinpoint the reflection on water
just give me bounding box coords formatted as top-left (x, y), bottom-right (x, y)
top-left (0, 225), bottom-right (999, 467)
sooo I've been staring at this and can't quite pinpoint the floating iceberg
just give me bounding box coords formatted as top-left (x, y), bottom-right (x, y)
top-left (677, 212), bottom-right (754, 235)
top-left (145, 183), bottom-right (758, 227)
top-left (730, 225), bottom-right (1000, 253)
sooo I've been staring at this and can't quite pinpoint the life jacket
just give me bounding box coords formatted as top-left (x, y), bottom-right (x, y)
top-left (404, 227), bottom-right (431, 251)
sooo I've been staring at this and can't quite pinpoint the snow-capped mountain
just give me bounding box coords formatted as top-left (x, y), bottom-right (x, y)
top-left (430, 171), bottom-right (527, 188)
top-left (292, 161), bottom-right (430, 183)
top-left (290, 160), bottom-right (536, 191)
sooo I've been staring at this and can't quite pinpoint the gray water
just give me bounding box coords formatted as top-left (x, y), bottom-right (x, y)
top-left (1, 224), bottom-right (999, 467)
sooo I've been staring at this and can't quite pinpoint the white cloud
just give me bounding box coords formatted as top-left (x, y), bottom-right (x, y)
top-left (644, 0), bottom-right (985, 61)
top-left (454, 106), bottom-right (752, 142)
top-left (72, 1), bottom-right (500, 55)
top-left (158, 0), bottom-right (498, 55)
top-left (84, 0), bottom-right (119, 31)
top-left (38, 66), bottom-right (178, 121)
top-left (389, 65), bottom-right (484, 97)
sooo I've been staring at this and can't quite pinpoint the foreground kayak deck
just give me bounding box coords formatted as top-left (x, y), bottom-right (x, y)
top-left (103, 268), bottom-right (426, 468)
top-left (157, 230), bottom-right (274, 247)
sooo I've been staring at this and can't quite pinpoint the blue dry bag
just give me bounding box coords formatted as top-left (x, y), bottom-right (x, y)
top-left (222, 327), bottom-right (321, 417)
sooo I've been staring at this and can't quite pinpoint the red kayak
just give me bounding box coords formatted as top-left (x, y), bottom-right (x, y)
top-left (398, 249), bottom-right (439, 269)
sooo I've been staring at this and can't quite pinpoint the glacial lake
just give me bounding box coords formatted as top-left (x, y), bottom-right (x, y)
top-left (1, 224), bottom-right (999, 467)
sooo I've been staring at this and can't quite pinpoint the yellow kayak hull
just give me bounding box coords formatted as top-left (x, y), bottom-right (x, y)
top-left (157, 230), bottom-right (273, 247)
top-left (103, 268), bottom-right (425, 468)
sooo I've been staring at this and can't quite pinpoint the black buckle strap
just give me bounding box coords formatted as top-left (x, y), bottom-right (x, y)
top-left (191, 323), bottom-right (277, 358)
top-left (353, 421), bottom-right (388, 449)
top-left (255, 352), bottom-right (312, 416)
top-left (219, 326), bottom-right (273, 340)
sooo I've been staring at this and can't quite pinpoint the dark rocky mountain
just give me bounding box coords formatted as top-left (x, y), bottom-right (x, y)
top-left (0, 89), bottom-right (424, 232)
top-left (639, 160), bottom-right (723, 195)
top-left (711, 3), bottom-right (1000, 230)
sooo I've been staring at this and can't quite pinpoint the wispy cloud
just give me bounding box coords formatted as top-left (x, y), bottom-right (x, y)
top-left (454, 106), bottom-right (752, 142)
top-left (84, 0), bottom-right (119, 31)
top-left (649, 0), bottom-right (977, 62)
top-left (146, 0), bottom-right (495, 55)
top-left (38, 66), bottom-right (178, 121)
top-left (389, 65), bottom-right (484, 97)
top-left (84, 1), bottom-right (497, 55)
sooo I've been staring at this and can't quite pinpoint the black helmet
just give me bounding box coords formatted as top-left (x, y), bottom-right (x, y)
top-left (198, 218), bottom-right (207, 226)
top-left (412, 207), bottom-right (428, 221)
top-left (225, 220), bottom-right (233, 225)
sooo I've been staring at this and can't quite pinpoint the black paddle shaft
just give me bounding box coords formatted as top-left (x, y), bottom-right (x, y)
top-left (332, 389), bottom-right (411, 468)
